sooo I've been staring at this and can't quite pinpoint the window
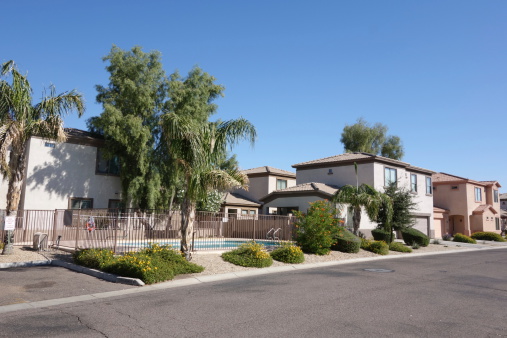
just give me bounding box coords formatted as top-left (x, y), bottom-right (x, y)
top-left (44, 142), bottom-right (55, 148)
top-left (108, 199), bottom-right (121, 210)
top-left (410, 174), bottom-right (417, 193)
top-left (425, 177), bottom-right (432, 194)
top-left (241, 209), bottom-right (256, 215)
top-left (474, 187), bottom-right (482, 202)
top-left (276, 179), bottom-right (287, 190)
top-left (496, 218), bottom-right (500, 230)
top-left (384, 168), bottom-right (397, 186)
top-left (494, 190), bottom-right (499, 203)
top-left (70, 198), bottom-right (93, 209)
top-left (96, 148), bottom-right (120, 175)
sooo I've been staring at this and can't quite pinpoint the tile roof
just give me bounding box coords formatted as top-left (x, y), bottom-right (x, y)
top-left (292, 152), bottom-right (433, 174)
top-left (433, 206), bottom-right (449, 213)
top-left (242, 166), bottom-right (296, 178)
top-left (260, 183), bottom-right (339, 203)
top-left (222, 192), bottom-right (261, 207)
top-left (433, 173), bottom-right (501, 187)
top-left (500, 193), bottom-right (507, 200)
top-left (472, 204), bottom-right (498, 215)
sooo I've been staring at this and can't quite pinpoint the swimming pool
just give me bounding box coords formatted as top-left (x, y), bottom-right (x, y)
top-left (119, 239), bottom-right (286, 250)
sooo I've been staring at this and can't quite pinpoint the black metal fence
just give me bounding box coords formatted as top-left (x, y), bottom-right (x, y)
top-left (0, 209), bottom-right (295, 253)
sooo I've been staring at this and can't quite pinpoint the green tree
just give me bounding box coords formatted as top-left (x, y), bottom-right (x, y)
top-left (340, 118), bottom-right (404, 160)
top-left (0, 61), bottom-right (84, 254)
top-left (162, 114), bottom-right (256, 259)
top-left (88, 45), bottom-right (169, 209)
top-left (376, 183), bottom-right (417, 233)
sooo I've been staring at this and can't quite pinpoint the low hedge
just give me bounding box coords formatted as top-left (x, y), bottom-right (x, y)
top-left (364, 241), bottom-right (389, 255)
top-left (401, 228), bottom-right (429, 247)
top-left (471, 232), bottom-right (506, 242)
top-left (453, 233), bottom-right (476, 244)
top-left (270, 244), bottom-right (305, 264)
top-left (73, 248), bottom-right (115, 270)
top-left (389, 241), bottom-right (412, 253)
top-left (222, 241), bottom-right (273, 268)
top-left (331, 229), bottom-right (361, 253)
top-left (371, 228), bottom-right (395, 243)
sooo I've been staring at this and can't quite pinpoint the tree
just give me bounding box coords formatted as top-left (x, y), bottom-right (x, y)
top-left (332, 163), bottom-right (392, 236)
top-left (162, 115), bottom-right (256, 259)
top-left (340, 118), bottom-right (404, 160)
top-left (0, 61), bottom-right (84, 254)
top-left (376, 182), bottom-right (417, 233)
top-left (88, 45), bottom-right (169, 210)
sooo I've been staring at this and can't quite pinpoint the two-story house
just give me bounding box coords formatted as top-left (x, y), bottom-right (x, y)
top-left (432, 173), bottom-right (502, 236)
top-left (221, 166), bottom-right (296, 216)
top-left (0, 128), bottom-right (122, 211)
top-left (261, 153), bottom-right (435, 238)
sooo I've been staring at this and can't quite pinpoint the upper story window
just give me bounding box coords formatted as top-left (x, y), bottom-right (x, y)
top-left (70, 198), bottom-right (93, 209)
top-left (276, 179), bottom-right (287, 190)
top-left (384, 167), bottom-right (397, 187)
top-left (410, 174), bottom-right (417, 193)
top-left (425, 177), bottom-right (432, 195)
top-left (475, 187), bottom-right (482, 202)
top-left (96, 148), bottom-right (120, 176)
top-left (494, 190), bottom-right (499, 203)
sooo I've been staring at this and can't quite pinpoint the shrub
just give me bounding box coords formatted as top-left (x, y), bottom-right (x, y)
top-left (471, 232), bottom-right (506, 242)
top-left (411, 242), bottom-right (420, 249)
top-left (364, 241), bottom-right (389, 255)
top-left (401, 228), bottom-right (429, 247)
top-left (139, 243), bottom-right (204, 274)
top-left (270, 244), bottom-right (305, 264)
top-left (453, 233), bottom-right (476, 244)
top-left (371, 228), bottom-right (395, 243)
top-left (221, 241), bottom-right (273, 268)
top-left (360, 238), bottom-right (373, 250)
top-left (432, 239), bottom-right (441, 245)
top-left (0, 242), bottom-right (4, 250)
top-left (73, 248), bottom-right (115, 270)
top-left (332, 228), bottom-right (361, 253)
top-left (293, 200), bottom-right (341, 255)
top-left (442, 234), bottom-right (452, 241)
top-left (389, 241), bottom-right (412, 253)
top-left (103, 253), bottom-right (175, 284)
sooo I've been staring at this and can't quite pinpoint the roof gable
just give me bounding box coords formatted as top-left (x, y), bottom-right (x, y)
top-left (242, 166), bottom-right (296, 178)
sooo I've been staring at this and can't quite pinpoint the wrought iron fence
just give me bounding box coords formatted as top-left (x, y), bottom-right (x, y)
top-left (1, 209), bottom-right (295, 254)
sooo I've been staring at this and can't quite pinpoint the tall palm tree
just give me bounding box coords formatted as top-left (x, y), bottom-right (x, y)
top-left (0, 61), bottom-right (84, 254)
top-left (162, 114), bottom-right (256, 259)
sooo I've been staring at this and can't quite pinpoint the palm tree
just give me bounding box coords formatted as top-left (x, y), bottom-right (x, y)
top-left (0, 61), bottom-right (84, 254)
top-left (332, 163), bottom-right (392, 236)
top-left (162, 114), bottom-right (256, 259)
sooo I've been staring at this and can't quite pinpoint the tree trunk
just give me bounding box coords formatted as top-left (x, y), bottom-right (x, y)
top-left (2, 143), bottom-right (27, 255)
top-left (352, 206), bottom-right (362, 236)
top-left (180, 198), bottom-right (196, 261)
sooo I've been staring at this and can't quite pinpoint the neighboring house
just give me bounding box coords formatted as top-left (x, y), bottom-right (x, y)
top-left (262, 152), bottom-right (435, 238)
top-left (432, 173), bottom-right (502, 236)
top-left (499, 193), bottom-right (507, 233)
top-left (0, 128), bottom-right (122, 211)
top-left (221, 166), bottom-right (296, 216)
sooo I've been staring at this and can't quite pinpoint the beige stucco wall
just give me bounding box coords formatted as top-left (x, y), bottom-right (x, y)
top-left (15, 137), bottom-right (122, 210)
top-left (296, 162), bottom-right (375, 187)
top-left (262, 195), bottom-right (326, 215)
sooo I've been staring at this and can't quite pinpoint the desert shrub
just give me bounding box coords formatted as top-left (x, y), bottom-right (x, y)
top-left (360, 238), bottom-right (373, 250)
top-left (270, 243), bottom-right (305, 264)
top-left (432, 239), bottom-right (441, 245)
top-left (471, 232), bottom-right (506, 242)
top-left (103, 253), bottom-right (175, 284)
top-left (332, 228), bottom-right (361, 253)
top-left (293, 200), bottom-right (341, 255)
top-left (453, 233), bottom-right (476, 244)
top-left (0, 242), bottom-right (4, 250)
top-left (401, 228), bottom-right (429, 247)
top-left (139, 243), bottom-right (204, 274)
top-left (442, 234), bottom-right (452, 241)
top-left (389, 241), bottom-right (412, 253)
top-left (73, 248), bottom-right (115, 270)
top-left (364, 241), bottom-right (389, 255)
top-left (371, 228), bottom-right (395, 243)
top-left (411, 242), bottom-right (420, 249)
top-left (222, 241), bottom-right (273, 268)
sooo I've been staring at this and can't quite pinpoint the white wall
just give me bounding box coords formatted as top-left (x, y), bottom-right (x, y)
top-left (17, 137), bottom-right (121, 210)
top-left (296, 162), bottom-right (375, 187)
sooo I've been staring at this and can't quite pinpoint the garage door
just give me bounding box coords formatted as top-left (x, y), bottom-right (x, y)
top-left (412, 216), bottom-right (429, 236)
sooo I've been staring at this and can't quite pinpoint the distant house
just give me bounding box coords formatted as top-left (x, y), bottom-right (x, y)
top-left (0, 128), bottom-right (122, 211)
top-left (432, 173), bottom-right (502, 236)
top-left (221, 166), bottom-right (296, 216)
top-left (500, 193), bottom-right (507, 233)
top-left (262, 153), bottom-right (435, 238)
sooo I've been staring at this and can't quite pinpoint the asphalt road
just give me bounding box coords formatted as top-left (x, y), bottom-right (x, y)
top-left (1, 249), bottom-right (506, 337)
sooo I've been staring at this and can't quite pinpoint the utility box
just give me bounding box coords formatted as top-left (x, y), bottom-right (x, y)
top-left (33, 232), bottom-right (48, 251)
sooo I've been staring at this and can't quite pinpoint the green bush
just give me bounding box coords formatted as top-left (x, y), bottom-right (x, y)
top-left (389, 241), bottom-right (413, 253)
top-left (222, 241), bottom-right (273, 268)
top-left (139, 243), bottom-right (204, 274)
top-left (360, 238), bottom-right (373, 250)
top-left (453, 233), bottom-right (476, 244)
top-left (471, 232), bottom-right (506, 242)
top-left (270, 244), bottom-right (305, 264)
top-left (371, 228), bottom-right (395, 243)
top-left (293, 200), bottom-right (341, 255)
top-left (103, 253), bottom-right (175, 284)
top-left (332, 228), bottom-right (361, 253)
top-left (401, 228), bottom-right (429, 247)
top-left (73, 248), bottom-right (115, 270)
top-left (364, 241), bottom-right (389, 255)
top-left (0, 242), bottom-right (4, 250)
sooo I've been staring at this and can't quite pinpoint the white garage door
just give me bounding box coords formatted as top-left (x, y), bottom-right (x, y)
top-left (413, 217), bottom-right (429, 236)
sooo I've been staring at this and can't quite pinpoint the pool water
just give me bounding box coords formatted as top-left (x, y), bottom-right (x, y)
top-left (120, 239), bottom-right (284, 250)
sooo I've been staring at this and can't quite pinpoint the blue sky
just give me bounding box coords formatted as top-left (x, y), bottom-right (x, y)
top-left (3, 1), bottom-right (506, 192)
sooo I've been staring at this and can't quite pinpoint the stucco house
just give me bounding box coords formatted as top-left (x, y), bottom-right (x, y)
top-left (432, 173), bottom-right (502, 236)
top-left (261, 152), bottom-right (435, 238)
top-left (221, 166), bottom-right (296, 216)
top-left (501, 193), bottom-right (507, 233)
top-left (0, 128), bottom-right (122, 211)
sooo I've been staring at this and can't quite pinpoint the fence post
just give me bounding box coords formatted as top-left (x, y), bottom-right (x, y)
top-left (52, 210), bottom-right (58, 245)
top-left (75, 209), bottom-right (80, 251)
top-left (113, 210), bottom-right (119, 254)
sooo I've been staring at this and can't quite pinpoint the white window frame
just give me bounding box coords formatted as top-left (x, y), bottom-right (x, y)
top-left (475, 187), bottom-right (482, 202)
top-left (425, 177), bottom-right (432, 195)
top-left (276, 179), bottom-right (287, 190)
top-left (410, 174), bottom-right (417, 193)
top-left (384, 167), bottom-right (397, 187)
